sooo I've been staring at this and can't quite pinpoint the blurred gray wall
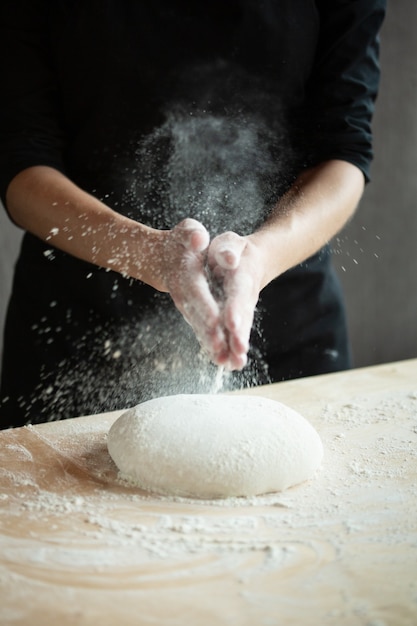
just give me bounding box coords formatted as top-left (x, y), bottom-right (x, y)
top-left (0, 0), bottom-right (416, 373)
top-left (0, 208), bottom-right (21, 361)
top-left (334, 1), bottom-right (417, 367)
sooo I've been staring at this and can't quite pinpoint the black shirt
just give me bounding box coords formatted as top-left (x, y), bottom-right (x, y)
top-left (0, 0), bottom-right (385, 206)
top-left (0, 0), bottom-right (386, 425)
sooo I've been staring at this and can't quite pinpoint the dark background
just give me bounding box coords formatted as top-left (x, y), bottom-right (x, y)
top-left (1, 0), bottom-right (416, 371)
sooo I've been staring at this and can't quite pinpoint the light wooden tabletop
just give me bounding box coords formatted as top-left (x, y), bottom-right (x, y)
top-left (1, 359), bottom-right (417, 626)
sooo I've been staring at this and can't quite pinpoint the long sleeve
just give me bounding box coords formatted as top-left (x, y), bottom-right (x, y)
top-left (0, 0), bottom-right (66, 209)
top-left (301, 0), bottom-right (387, 181)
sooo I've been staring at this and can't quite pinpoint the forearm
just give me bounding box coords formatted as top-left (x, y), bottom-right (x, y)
top-left (251, 159), bottom-right (365, 288)
top-left (5, 165), bottom-right (166, 290)
top-left (5, 165), bottom-right (235, 366)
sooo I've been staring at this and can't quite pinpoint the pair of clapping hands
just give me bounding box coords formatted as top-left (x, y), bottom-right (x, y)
top-left (161, 218), bottom-right (263, 371)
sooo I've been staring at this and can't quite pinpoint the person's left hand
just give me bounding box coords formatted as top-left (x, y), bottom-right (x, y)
top-left (206, 231), bottom-right (264, 371)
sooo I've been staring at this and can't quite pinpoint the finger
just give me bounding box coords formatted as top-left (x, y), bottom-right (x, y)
top-left (183, 299), bottom-right (228, 359)
top-left (169, 253), bottom-right (229, 359)
top-left (175, 218), bottom-right (210, 253)
top-left (215, 247), bottom-right (240, 270)
top-left (209, 231), bottom-right (246, 270)
top-left (221, 271), bottom-right (258, 369)
top-left (217, 346), bottom-right (248, 372)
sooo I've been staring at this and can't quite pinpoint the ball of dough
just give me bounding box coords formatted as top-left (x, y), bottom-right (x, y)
top-left (107, 394), bottom-right (323, 499)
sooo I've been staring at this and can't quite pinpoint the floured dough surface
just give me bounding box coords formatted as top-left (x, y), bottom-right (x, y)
top-left (107, 394), bottom-right (324, 499)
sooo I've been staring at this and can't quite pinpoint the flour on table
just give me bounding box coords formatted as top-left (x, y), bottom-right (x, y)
top-left (107, 394), bottom-right (324, 498)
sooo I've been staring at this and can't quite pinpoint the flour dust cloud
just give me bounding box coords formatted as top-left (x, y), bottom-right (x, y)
top-left (14, 64), bottom-right (298, 422)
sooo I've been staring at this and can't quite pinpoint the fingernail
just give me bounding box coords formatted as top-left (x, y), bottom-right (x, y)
top-left (230, 313), bottom-right (241, 331)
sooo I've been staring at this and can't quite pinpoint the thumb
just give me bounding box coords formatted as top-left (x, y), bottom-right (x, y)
top-left (210, 231), bottom-right (246, 270)
top-left (174, 218), bottom-right (210, 253)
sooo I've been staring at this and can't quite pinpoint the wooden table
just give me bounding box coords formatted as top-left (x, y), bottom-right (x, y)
top-left (1, 359), bottom-right (417, 626)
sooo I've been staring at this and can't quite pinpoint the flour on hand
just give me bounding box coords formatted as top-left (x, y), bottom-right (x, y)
top-left (107, 394), bottom-right (324, 499)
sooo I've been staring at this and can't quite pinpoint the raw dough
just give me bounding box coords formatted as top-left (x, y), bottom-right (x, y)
top-left (107, 394), bottom-right (324, 499)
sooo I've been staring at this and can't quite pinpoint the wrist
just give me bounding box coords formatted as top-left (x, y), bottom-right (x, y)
top-left (111, 219), bottom-right (169, 291)
top-left (247, 229), bottom-right (289, 290)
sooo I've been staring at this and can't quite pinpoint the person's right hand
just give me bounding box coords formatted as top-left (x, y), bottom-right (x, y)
top-left (156, 218), bottom-right (231, 365)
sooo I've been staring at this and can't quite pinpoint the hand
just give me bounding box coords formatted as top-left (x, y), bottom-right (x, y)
top-left (161, 218), bottom-right (231, 365)
top-left (207, 231), bottom-right (264, 370)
